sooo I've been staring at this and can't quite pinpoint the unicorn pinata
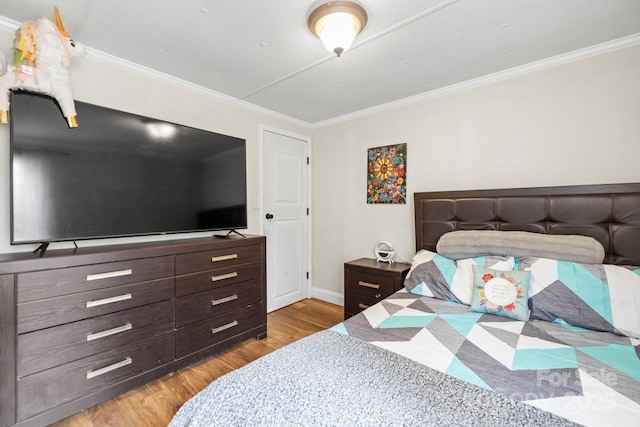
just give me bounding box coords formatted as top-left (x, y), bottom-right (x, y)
top-left (0, 8), bottom-right (85, 127)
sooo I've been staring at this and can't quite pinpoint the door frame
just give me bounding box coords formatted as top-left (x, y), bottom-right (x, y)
top-left (258, 124), bottom-right (312, 306)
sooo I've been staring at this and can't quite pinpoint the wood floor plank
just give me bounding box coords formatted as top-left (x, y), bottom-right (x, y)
top-left (49, 298), bottom-right (343, 427)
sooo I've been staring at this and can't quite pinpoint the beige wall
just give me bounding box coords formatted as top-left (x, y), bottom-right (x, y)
top-left (0, 30), bottom-right (311, 254)
top-left (311, 45), bottom-right (640, 301)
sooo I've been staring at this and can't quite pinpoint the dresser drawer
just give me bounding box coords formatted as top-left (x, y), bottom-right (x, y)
top-left (18, 256), bottom-right (174, 302)
top-left (17, 332), bottom-right (174, 421)
top-left (176, 280), bottom-right (261, 328)
top-left (346, 271), bottom-right (396, 295)
top-left (17, 278), bottom-right (174, 334)
top-left (175, 262), bottom-right (261, 297)
top-left (175, 244), bottom-right (261, 275)
top-left (18, 299), bottom-right (175, 377)
top-left (175, 303), bottom-right (262, 358)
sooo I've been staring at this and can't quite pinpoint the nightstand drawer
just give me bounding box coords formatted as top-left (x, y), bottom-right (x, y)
top-left (345, 289), bottom-right (388, 314)
top-left (347, 271), bottom-right (396, 295)
top-left (17, 332), bottom-right (174, 421)
top-left (18, 300), bottom-right (175, 377)
top-left (176, 280), bottom-right (262, 327)
top-left (344, 258), bottom-right (411, 319)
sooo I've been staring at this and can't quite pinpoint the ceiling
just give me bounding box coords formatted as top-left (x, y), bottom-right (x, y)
top-left (0, 0), bottom-right (639, 125)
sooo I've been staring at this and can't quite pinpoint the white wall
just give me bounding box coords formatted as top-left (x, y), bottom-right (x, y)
top-left (311, 45), bottom-right (640, 299)
top-left (0, 30), bottom-right (311, 254)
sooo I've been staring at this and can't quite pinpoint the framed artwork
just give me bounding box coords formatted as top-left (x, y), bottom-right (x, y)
top-left (367, 143), bottom-right (406, 204)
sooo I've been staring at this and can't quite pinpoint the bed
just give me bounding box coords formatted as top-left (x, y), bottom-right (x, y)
top-left (170, 183), bottom-right (640, 427)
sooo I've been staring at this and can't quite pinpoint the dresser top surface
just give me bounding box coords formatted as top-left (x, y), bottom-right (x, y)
top-left (0, 235), bottom-right (265, 274)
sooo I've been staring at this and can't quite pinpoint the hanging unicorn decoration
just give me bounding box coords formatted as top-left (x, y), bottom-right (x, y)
top-left (0, 8), bottom-right (85, 127)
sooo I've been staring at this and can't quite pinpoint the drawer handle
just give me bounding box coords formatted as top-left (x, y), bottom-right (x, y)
top-left (358, 280), bottom-right (380, 290)
top-left (211, 254), bottom-right (238, 262)
top-left (86, 269), bottom-right (133, 281)
top-left (211, 320), bottom-right (238, 335)
top-left (211, 272), bottom-right (238, 282)
top-left (87, 323), bottom-right (133, 341)
top-left (358, 303), bottom-right (370, 309)
top-left (86, 293), bottom-right (132, 308)
top-left (211, 294), bottom-right (239, 306)
top-left (86, 357), bottom-right (132, 380)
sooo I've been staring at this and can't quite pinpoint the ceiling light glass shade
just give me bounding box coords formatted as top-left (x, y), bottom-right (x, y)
top-left (308, 1), bottom-right (367, 57)
top-left (147, 122), bottom-right (177, 139)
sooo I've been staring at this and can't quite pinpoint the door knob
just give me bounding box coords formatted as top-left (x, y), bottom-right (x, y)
top-left (265, 213), bottom-right (274, 220)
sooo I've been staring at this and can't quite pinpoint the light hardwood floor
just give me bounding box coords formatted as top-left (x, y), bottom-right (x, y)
top-left (51, 298), bottom-right (344, 427)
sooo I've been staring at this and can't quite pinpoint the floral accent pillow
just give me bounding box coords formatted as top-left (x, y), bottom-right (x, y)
top-left (470, 265), bottom-right (531, 321)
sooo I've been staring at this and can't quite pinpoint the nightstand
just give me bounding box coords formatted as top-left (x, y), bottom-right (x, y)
top-left (343, 258), bottom-right (411, 319)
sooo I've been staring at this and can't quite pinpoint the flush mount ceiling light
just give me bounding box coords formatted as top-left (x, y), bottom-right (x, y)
top-left (308, 1), bottom-right (368, 57)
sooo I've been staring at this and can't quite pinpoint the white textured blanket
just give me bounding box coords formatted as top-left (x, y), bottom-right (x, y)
top-left (170, 330), bottom-right (577, 426)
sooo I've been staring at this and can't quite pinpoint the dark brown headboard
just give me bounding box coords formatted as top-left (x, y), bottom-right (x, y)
top-left (414, 183), bottom-right (640, 266)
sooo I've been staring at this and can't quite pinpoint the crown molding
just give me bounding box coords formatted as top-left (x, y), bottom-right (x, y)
top-left (312, 32), bottom-right (640, 129)
top-left (2, 14), bottom-right (638, 131)
top-left (83, 48), bottom-right (313, 128)
top-left (0, 15), bottom-right (312, 129)
top-left (0, 15), bottom-right (18, 32)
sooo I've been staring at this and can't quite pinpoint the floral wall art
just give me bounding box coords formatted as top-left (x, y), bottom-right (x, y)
top-left (367, 143), bottom-right (406, 204)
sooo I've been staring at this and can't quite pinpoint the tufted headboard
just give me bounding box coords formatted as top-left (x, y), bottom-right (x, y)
top-left (414, 183), bottom-right (640, 266)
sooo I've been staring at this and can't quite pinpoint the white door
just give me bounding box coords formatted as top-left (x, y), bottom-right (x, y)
top-left (262, 129), bottom-right (309, 312)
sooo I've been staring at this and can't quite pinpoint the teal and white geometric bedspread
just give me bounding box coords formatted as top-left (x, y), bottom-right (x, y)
top-left (332, 289), bottom-right (640, 427)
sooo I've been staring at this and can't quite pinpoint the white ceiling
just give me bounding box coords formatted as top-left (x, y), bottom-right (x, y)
top-left (0, 0), bottom-right (639, 125)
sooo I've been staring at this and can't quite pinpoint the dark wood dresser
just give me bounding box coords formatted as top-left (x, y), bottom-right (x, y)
top-left (343, 258), bottom-right (411, 319)
top-left (0, 235), bottom-right (266, 427)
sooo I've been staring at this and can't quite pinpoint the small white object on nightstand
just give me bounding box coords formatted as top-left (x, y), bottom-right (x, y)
top-left (374, 241), bottom-right (395, 263)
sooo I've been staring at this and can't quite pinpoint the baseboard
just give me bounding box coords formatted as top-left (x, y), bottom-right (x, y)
top-left (310, 287), bottom-right (343, 307)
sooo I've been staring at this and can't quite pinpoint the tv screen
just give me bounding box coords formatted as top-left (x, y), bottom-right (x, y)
top-left (10, 91), bottom-right (247, 245)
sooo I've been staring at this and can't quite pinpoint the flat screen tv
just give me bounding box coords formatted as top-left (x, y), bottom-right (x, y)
top-left (10, 91), bottom-right (247, 247)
